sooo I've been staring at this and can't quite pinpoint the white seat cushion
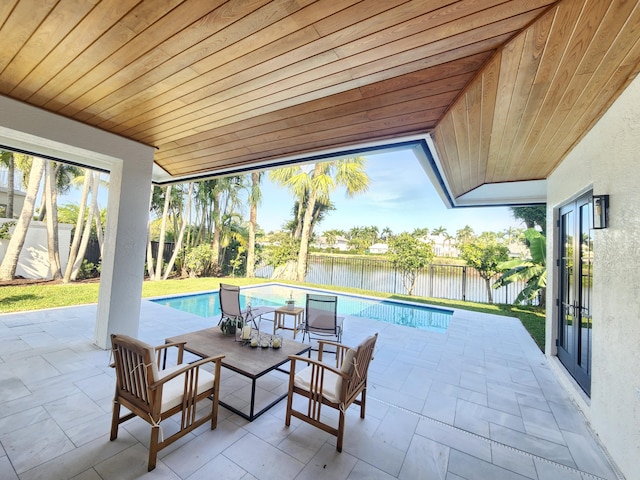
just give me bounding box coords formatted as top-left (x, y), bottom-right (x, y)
top-left (294, 365), bottom-right (342, 403)
top-left (157, 364), bottom-right (215, 412)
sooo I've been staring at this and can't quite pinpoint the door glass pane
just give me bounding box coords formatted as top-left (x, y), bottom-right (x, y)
top-left (579, 202), bottom-right (593, 373)
top-left (560, 211), bottom-right (575, 354)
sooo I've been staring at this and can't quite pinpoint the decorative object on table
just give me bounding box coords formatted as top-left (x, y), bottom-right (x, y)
top-left (260, 333), bottom-right (271, 348)
top-left (235, 316), bottom-right (253, 343)
top-left (285, 291), bottom-right (295, 310)
top-left (219, 316), bottom-right (239, 336)
top-left (271, 334), bottom-right (282, 349)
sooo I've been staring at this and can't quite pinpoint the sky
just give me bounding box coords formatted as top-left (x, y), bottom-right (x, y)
top-left (250, 149), bottom-right (524, 236)
top-left (57, 148), bottom-right (525, 236)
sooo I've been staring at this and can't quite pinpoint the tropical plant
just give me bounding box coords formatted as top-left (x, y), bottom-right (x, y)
top-left (459, 233), bottom-right (509, 304)
top-left (269, 157), bottom-right (369, 281)
top-left (455, 225), bottom-right (476, 246)
top-left (511, 206), bottom-right (546, 235)
top-left (246, 171), bottom-right (262, 277)
top-left (388, 232), bottom-right (434, 295)
top-left (184, 244), bottom-right (217, 278)
top-left (0, 221), bottom-right (15, 239)
top-left (347, 225), bottom-right (379, 253)
top-left (411, 227), bottom-right (430, 238)
top-left (494, 228), bottom-right (547, 306)
top-left (64, 170), bottom-right (101, 283)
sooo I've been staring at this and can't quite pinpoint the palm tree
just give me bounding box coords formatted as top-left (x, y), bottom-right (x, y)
top-left (246, 171), bottom-right (262, 277)
top-left (66, 171), bottom-right (101, 282)
top-left (163, 182), bottom-right (194, 280)
top-left (455, 225), bottom-right (475, 245)
top-left (270, 157), bottom-right (369, 281)
top-left (432, 226), bottom-right (447, 237)
top-left (380, 227), bottom-right (393, 241)
top-left (494, 228), bottom-right (547, 306)
top-left (63, 170), bottom-right (92, 283)
top-left (0, 157), bottom-right (45, 280)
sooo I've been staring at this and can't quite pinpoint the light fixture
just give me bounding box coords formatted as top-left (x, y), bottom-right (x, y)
top-left (592, 194), bottom-right (609, 229)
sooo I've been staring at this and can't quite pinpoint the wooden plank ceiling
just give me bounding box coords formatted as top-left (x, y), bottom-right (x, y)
top-left (1, 0), bottom-right (639, 203)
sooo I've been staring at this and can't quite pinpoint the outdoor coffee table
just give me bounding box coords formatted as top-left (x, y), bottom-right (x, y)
top-left (165, 327), bottom-right (310, 421)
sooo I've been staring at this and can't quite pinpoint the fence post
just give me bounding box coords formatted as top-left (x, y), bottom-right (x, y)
top-left (462, 266), bottom-right (466, 301)
top-left (429, 264), bottom-right (434, 297)
top-left (394, 268), bottom-right (397, 294)
top-left (330, 256), bottom-right (334, 285)
top-left (360, 258), bottom-right (365, 289)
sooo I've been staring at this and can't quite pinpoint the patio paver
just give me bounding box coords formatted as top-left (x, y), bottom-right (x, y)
top-left (0, 299), bottom-right (622, 479)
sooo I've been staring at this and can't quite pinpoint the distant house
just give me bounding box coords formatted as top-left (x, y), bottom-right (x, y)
top-left (423, 234), bottom-right (459, 257)
top-left (314, 235), bottom-right (349, 251)
top-left (0, 166), bottom-right (26, 218)
top-left (368, 243), bottom-right (388, 254)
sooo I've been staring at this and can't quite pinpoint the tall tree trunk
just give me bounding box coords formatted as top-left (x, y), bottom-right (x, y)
top-left (146, 188), bottom-right (156, 279)
top-left (37, 194), bottom-right (46, 221)
top-left (70, 173), bottom-right (98, 281)
top-left (154, 185), bottom-right (172, 280)
top-left (163, 182), bottom-right (193, 280)
top-left (484, 277), bottom-right (493, 304)
top-left (211, 193), bottom-right (221, 265)
top-left (247, 172), bottom-right (258, 277)
top-left (92, 173), bottom-right (103, 257)
top-left (6, 153), bottom-right (14, 218)
top-left (296, 165), bottom-right (321, 281)
top-left (63, 171), bottom-right (91, 283)
top-left (0, 157), bottom-right (45, 280)
top-left (44, 161), bottom-right (62, 279)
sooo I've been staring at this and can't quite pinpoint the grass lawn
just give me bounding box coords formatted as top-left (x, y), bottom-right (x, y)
top-left (0, 277), bottom-right (546, 351)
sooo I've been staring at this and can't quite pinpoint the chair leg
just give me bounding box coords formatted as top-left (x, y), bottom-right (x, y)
top-left (285, 389), bottom-right (294, 427)
top-left (210, 397), bottom-right (218, 430)
top-left (337, 408), bottom-right (345, 452)
top-left (360, 385), bottom-right (367, 419)
top-left (110, 399), bottom-right (120, 441)
top-left (148, 425), bottom-right (160, 471)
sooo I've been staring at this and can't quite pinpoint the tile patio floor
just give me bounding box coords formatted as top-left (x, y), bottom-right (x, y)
top-left (0, 299), bottom-right (622, 479)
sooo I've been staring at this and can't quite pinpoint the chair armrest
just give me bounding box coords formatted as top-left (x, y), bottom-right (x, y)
top-left (149, 354), bottom-right (225, 389)
top-left (288, 355), bottom-right (348, 379)
top-left (156, 341), bottom-right (187, 367)
top-left (317, 340), bottom-right (351, 366)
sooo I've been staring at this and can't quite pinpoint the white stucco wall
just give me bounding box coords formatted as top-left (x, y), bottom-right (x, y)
top-left (546, 74), bottom-right (640, 478)
top-left (0, 219), bottom-right (72, 279)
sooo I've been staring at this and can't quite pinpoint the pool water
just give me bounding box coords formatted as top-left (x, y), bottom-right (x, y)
top-left (152, 284), bottom-right (452, 333)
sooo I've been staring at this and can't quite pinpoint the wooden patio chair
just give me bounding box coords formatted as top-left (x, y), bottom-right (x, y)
top-left (109, 333), bottom-right (223, 471)
top-left (299, 293), bottom-right (344, 344)
top-left (285, 333), bottom-right (378, 452)
top-left (218, 283), bottom-right (275, 330)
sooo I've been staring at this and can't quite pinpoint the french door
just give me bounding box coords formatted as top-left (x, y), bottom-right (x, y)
top-left (557, 192), bottom-right (593, 395)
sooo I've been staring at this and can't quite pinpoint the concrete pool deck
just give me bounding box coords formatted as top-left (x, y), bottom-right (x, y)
top-left (0, 299), bottom-right (621, 479)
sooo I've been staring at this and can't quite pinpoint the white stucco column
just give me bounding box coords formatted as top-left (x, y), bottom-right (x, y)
top-left (94, 155), bottom-right (153, 348)
top-left (0, 95), bottom-right (155, 349)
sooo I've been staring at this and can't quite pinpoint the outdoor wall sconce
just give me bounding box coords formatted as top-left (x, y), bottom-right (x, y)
top-left (592, 194), bottom-right (609, 229)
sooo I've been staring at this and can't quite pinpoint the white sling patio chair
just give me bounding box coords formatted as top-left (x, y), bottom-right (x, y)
top-left (218, 283), bottom-right (275, 330)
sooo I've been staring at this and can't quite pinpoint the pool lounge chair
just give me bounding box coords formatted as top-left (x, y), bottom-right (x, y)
top-left (218, 283), bottom-right (275, 330)
top-left (299, 293), bottom-right (344, 344)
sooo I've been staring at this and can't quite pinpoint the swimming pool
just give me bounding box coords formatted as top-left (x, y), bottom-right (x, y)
top-left (152, 284), bottom-right (453, 333)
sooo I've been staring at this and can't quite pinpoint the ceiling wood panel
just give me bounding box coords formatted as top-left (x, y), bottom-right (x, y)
top-left (1, 0), bottom-right (639, 203)
top-left (433, 0), bottom-right (640, 200)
